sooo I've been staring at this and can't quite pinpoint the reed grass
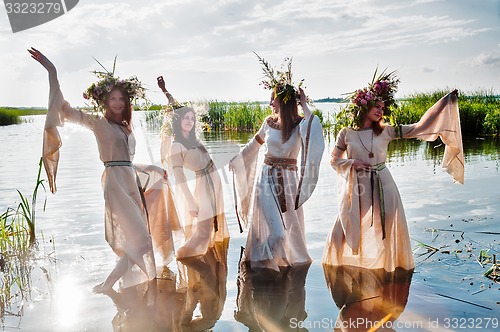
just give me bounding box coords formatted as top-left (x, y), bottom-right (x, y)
top-left (394, 89), bottom-right (500, 136)
top-left (0, 158), bottom-right (48, 322)
top-left (204, 101), bottom-right (271, 131)
top-left (0, 107), bottom-right (47, 126)
top-left (0, 157), bottom-right (46, 254)
top-left (333, 90), bottom-right (500, 137)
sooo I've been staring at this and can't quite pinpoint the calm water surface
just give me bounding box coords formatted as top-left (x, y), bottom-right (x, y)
top-left (0, 113), bottom-right (499, 331)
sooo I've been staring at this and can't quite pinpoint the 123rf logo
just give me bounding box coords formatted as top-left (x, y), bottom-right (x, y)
top-left (3, 0), bottom-right (79, 33)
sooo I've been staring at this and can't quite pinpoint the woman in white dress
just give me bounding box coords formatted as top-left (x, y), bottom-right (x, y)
top-left (323, 70), bottom-right (463, 272)
top-left (157, 76), bottom-right (229, 260)
top-left (29, 48), bottom-right (179, 293)
top-left (230, 55), bottom-right (324, 271)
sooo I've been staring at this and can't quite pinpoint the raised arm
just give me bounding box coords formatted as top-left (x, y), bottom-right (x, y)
top-left (29, 47), bottom-right (95, 129)
top-left (399, 90), bottom-right (459, 139)
top-left (157, 75), bottom-right (177, 106)
top-left (28, 47), bottom-right (57, 81)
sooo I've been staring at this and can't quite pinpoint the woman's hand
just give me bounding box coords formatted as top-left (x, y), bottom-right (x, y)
top-left (298, 87), bottom-right (307, 106)
top-left (228, 156), bottom-right (237, 172)
top-left (157, 76), bottom-right (166, 92)
top-left (352, 159), bottom-right (372, 172)
top-left (189, 210), bottom-right (198, 218)
top-left (299, 87), bottom-right (312, 120)
top-left (28, 47), bottom-right (56, 74)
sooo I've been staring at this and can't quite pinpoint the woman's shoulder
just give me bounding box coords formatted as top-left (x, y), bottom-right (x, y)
top-left (170, 141), bottom-right (187, 153)
top-left (339, 126), bottom-right (355, 134)
top-left (381, 124), bottom-right (396, 135)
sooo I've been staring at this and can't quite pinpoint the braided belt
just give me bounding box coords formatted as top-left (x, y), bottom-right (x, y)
top-left (194, 159), bottom-right (219, 232)
top-left (264, 155), bottom-right (298, 170)
top-left (369, 162), bottom-right (387, 240)
top-left (264, 155), bottom-right (297, 217)
top-left (103, 160), bottom-right (133, 167)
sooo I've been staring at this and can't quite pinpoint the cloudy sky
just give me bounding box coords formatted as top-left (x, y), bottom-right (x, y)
top-left (1, 0), bottom-right (499, 107)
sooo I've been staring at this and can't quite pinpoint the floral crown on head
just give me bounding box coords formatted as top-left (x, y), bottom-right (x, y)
top-left (255, 52), bottom-right (309, 105)
top-left (345, 68), bottom-right (399, 126)
top-left (83, 56), bottom-right (147, 112)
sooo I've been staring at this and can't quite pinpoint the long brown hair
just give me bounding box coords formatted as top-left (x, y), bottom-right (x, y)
top-left (276, 91), bottom-right (302, 143)
top-left (104, 87), bottom-right (132, 127)
top-left (172, 107), bottom-right (207, 152)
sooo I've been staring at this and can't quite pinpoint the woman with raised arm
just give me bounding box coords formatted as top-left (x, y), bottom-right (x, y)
top-left (157, 76), bottom-right (229, 260)
top-left (29, 48), bottom-right (179, 293)
top-left (230, 55), bottom-right (324, 271)
top-left (323, 69), bottom-right (463, 272)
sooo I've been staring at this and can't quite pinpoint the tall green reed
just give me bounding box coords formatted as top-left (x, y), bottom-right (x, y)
top-left (393, 89), bottom-right (500, 136)
top-left (333, 90), bottom-right (500, 137)
top-left (0, 108), bottom-right (47, 126)
top-left (1, 158), bottom-right (48, 323)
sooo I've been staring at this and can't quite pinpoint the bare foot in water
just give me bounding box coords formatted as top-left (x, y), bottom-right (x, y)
top-left (92, 282), bottom-right (113, 294)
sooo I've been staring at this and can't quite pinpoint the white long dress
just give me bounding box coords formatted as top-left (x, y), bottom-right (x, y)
top-left (232, 115), bottom-right (324, 271)
top-left (42, 74), bottom-right (180, 287)
top-left (323, 92), bottom-right (463, 272)
top-left (168, 141), bottom-right (230, 259)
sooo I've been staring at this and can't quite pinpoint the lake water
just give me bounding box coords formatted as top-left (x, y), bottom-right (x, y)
top-left (0, 112), bottom-right (499, 331)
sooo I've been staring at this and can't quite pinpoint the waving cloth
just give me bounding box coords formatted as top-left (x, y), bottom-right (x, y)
top-left (43, 72), bottom-right (66, 193)
top-left (400, 91), bottom-right (464, 184)
top-left (295, 115), bottom-right (325, 209)
top-left (230, 127), bottom-right (262, 231)
top-left (135, 164), bottom-right (183, 265)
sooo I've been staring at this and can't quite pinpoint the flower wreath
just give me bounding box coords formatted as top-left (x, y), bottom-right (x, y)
top-left (344, 68), bottom-right (399, 128)
top-left (255, 52), bottom-right (310, 105)
top-left (83, 56), bottom-right (147, 112)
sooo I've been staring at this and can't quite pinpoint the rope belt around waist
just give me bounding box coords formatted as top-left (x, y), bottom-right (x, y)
top-left (103, 160), bottom-right (133, 168)
top-left (264, 155), bottom-right (297, 219)
top-left (195, 159), bottom-right (215, 176)
top-left (264, 155), bottom-right (298, 170)
top-left (369, 162), bottom-right (387, 240)
top-left (194, 159), bottom-right (219, 232)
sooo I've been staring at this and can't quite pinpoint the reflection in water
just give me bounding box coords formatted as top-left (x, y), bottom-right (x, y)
top-left (323, 265), bottom-right (413, 332)
top-left (235, 261), bottom-right (311, 331)
top-left (103, 240), bottom-right (229, 331)
top-left (177, 240), bottom-right (229, 331)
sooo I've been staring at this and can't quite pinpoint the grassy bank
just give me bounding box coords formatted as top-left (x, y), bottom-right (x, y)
top-left (0, 107), bottom-right (47, 126)
top-left (335, 90), bottom-right (500, 136)
top-left (394, 90), bottom-right (500, 136)
top-left (5, 89), bottom-right (500, 135)
top-left (203, 101), bottom-right (270, 132)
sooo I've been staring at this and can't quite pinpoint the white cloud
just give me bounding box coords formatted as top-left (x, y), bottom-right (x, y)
top-left (1, 0), bottom-right (499, 107)
top-left (472, 52), bottom-right (500, 67)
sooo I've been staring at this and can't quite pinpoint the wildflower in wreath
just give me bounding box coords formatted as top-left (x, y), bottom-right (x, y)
top-left (344, 68), bottom-right (399, 128)
top-left (83, 56), bottom-right (147, 112)
top-left (255, 52), bottom-right (310, 105)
